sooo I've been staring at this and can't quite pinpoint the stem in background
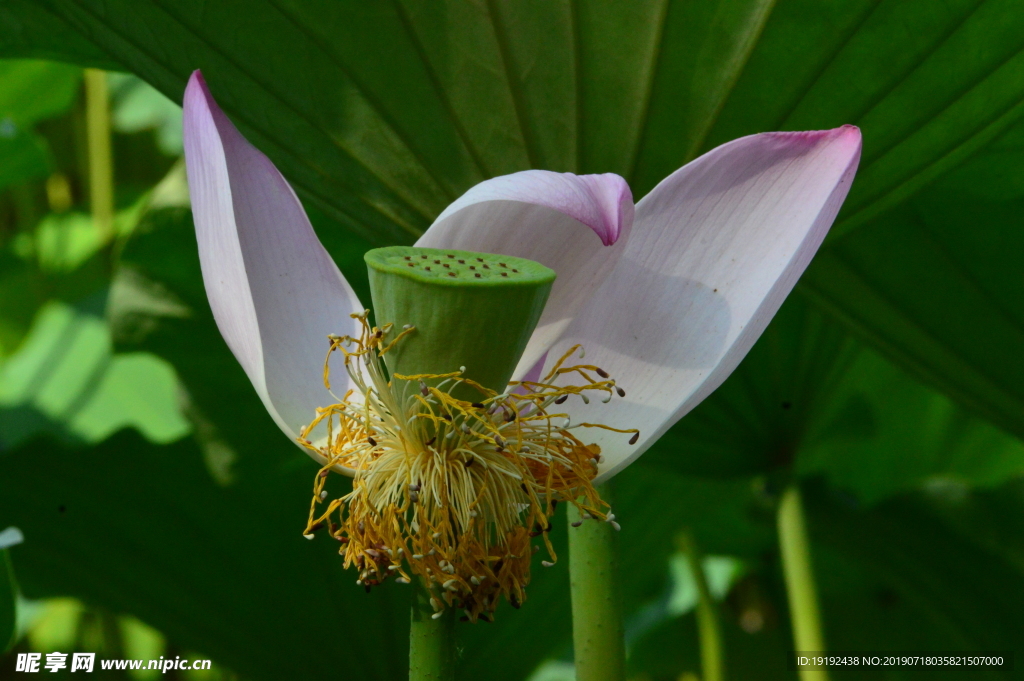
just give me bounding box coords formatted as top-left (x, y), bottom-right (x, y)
top-left (568, 482), bottom-right (626, 681)
top-left (84, 68), bottom-right (114, 242)
top-left (678, 532), bottom-right (724, 681)
top-left (409, 579), bottom-right (455, 681)
top-left (777, 484), bottom-right (830, 681)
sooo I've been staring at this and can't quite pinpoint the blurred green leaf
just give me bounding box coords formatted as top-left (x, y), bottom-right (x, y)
top-left (0, 59), bottom-right (80, 126)
top-left (0, 59), bottom-right (80, 191)
top-left (0, 132), bottom-right (49, 191)
top-left (799, 351), bottom-right (1024, 505)
top-left (109, 73), bottom-right (183, 156)
top-left (0, 431), bottom-right (410, 681)
top-left (0, 300), bottom-right (189, 448)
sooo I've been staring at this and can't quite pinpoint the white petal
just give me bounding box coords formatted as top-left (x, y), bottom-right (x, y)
top-left (416, 171), bottom-right (634, 378)
top-left (183, 71), bottom-right (361, 453)
top-left (0, 526), bottom-right (23, 550)
top-left (548, 126), bottom-right (862, 480)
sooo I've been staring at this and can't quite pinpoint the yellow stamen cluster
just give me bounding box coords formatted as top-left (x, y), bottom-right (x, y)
top-left (299, 311), bottom-right (637, 622)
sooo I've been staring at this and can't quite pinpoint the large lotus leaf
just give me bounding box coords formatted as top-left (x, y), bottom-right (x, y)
top-left (7, 0), bottom-right (1020, 245)
top-left (801, 119), bottom-right (1024, 444)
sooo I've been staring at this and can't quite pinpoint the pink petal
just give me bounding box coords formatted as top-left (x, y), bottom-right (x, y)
top-left (183, 71), bottom-right (362, 456)
top-left (548, 126), bottom-right (862, 480)
top-left (417, 171), bottom-right (634, 377)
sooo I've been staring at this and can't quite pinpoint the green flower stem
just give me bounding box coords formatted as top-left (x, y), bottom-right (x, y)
top-left (84, 68), bottom-right (114, 242)
top-left (409, 579), bottom-right (455, 681)
top-left (777, 485), bottom-right (830, 681)
top-left (678, 531), bottom-right (724, 681)
top-left (568, 483), bottom-right (626, 681)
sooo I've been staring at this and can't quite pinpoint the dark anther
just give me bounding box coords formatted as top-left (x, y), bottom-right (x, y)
top-left (442, 413), bottom-right (453, 421)
top-left (319, 470), bottom-right (329, 478)
top-left (367, 436), bottom-right (377, 446)
top-left (472, 402), bottom-right (485, 409)
top-left (309, 522), bottom-right (324, 532)
top-left (554, 395), bottom-right (568, 404)
top-left (464, 458), bottom-right (473, 467)
top-left (616, 387), bottom-right (626, 397)
top-left (571, 520), bottom-right (583, 528)
top-left (510, 596), bottom-right (521, 609)
top-left (629, 432), bottom-right (640, 445)
top-left (596, 368), bottom-right (609, 378)
top-left (551, 500), bottom-right (559, 509)
top-left (520, 483), bottom-right (528, 493)
top-left (426, 437), bottom-right (436, 446)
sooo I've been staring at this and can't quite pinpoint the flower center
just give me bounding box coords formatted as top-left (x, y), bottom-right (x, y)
top-left (299, 312), bottom-right (637, 622)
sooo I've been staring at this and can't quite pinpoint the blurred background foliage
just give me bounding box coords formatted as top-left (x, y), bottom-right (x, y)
top-left (0, 1), bottom-right (1022, 679)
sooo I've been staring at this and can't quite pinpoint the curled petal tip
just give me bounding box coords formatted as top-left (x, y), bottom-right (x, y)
top-left (577, 173), bottom-right (633, 246)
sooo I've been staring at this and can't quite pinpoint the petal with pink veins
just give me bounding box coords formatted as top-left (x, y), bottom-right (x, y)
top-left (183, 71), bottom-right (362, 455)
top-left (416, 170), bottom-right (634, 379)
top-left (547, 126), bottom-right (862, 481)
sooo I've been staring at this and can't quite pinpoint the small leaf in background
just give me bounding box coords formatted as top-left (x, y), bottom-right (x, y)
top-left (0, 300), bottom-right (189, 449)
top-left (110, 73), bottom-right (183, 156)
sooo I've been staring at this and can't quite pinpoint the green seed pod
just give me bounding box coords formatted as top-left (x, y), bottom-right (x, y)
top-left (365, 246), bottom-right (555, 400)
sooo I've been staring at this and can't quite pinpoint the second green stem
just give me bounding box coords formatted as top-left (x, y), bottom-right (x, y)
top-left (778, 484), bottom-right (829, 681)
top-left (568, 483), bottom-right (626, 681)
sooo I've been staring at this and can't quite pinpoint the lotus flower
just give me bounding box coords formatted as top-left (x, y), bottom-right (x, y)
top-left (182, 70), bottom-right (861, 619)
